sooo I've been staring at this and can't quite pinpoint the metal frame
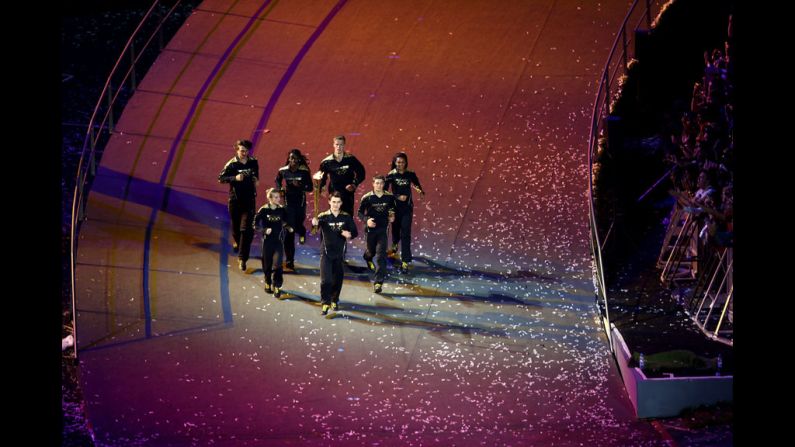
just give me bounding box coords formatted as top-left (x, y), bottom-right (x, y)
top-left (68, 0), bottom-right (188, 359)
top-left (686, 247), bottom-right (733, 346)
top-left (588, 0), bottom-right (667, 350)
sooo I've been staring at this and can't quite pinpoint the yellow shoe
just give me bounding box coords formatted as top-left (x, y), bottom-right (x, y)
top-left (321, 304), bottom-right (330, 315)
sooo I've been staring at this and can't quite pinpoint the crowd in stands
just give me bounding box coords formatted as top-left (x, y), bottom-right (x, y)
top-left (654, 14), bottom-right (733, 327)
top-left (663, 14), bottom-right (734, 265)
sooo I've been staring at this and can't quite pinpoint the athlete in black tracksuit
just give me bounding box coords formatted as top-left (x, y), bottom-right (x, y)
top-left (358, 176), bottom-right (396, 292)
top-left (384, 152), bottom-right (424, 272)
top-left (218, 139), bottom-right (260, 271)
top-left (318, 135), bottom-right (366, 216)
top-left (312, 192), bottom-right (358, 315)
top-left (254, 189), bottom-right (293, 297)
top-left (275, 149), bottom-right (312, 270)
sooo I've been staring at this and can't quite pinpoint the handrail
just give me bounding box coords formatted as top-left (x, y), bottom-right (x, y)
top-left (68, 0), bottom-right (191, 359)
top-left (587, 0), bottom-right (667, 350)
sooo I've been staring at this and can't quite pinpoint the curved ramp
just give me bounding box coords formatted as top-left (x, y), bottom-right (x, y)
top-left (75, 0), bottom-right (668, 445)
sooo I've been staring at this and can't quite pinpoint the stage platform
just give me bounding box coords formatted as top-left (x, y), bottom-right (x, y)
top-left (71, 1), bottom-right (730, 444)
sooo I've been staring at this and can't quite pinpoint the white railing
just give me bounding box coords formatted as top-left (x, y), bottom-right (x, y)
top-left (68, 0), bottom-right (194, 359)
top-left (588, 0), bottom-right (668, 349)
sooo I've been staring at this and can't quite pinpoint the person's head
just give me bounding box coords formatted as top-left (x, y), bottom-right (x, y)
top-left (333, 135), bottom-right (346, 157)
top-left (372, 175), bottom-right (385, 193)
top-left (235, 139), bottom-right (253, 160)
top-left (329, 191), bottom-right (343, 212)
top-left (391, 152), bottom-right (408, 171)
top-left (286, 148), bottom-right (306, 169)
top-left (697, 170), bottom-right (713, 190)
top-left (266, 187), bottom-right (283, 205)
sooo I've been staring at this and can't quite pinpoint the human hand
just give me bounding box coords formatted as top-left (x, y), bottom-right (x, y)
top-left (345, 184), bottom-right (356, 192)
top-left (367, 218), bottom-right (376, 228)
top-left (341, 230), bottom-right (352, 239)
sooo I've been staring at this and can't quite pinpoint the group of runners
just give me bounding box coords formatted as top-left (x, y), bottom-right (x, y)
top-left (218, 135), bottom-right (424, 315)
